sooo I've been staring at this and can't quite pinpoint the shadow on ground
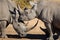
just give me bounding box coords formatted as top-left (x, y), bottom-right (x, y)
top-left (7, 34), bottom-right (59, 40)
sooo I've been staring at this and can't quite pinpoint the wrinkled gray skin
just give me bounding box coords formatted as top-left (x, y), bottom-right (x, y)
top-left (0, 0), bottom-right (19, 38)
top-left (0, 0), bottom-right (38, 38)
top-left (19, 0), bottom-right (60, 40)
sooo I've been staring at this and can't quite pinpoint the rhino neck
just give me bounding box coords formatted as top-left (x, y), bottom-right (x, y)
top-left (35, 0), bottom-right (48, 18)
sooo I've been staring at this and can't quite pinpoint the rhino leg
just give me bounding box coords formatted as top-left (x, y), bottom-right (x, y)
top-left (44, 22), bottom-right (54, 40)
top-left (0, 21), bottom-right (7, 38)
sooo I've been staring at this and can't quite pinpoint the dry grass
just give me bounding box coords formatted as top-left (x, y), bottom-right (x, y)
top-left (14, 0), bottom-right (32, 9)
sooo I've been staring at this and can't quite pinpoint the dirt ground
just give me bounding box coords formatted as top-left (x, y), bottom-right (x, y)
top-left (0, 18), bottom-right (60, 40)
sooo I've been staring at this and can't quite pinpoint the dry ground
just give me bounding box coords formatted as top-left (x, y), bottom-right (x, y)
top-left (0, 18), bottom-right (60, 40)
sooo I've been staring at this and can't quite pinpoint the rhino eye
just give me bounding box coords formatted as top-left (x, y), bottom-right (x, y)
top-left (18, 24), bottom-right (19, 26)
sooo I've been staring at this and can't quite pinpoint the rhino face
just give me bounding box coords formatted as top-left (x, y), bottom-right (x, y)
top-left (9, 8), bottom-right (27, 37)
top-left (19, 12), bottom-right (30, 21)
top-left (19, 6), bottom-right (37, 21)
top-left (19, 1), bottom-right (38, 21)
top-left (9, 6), bottom-right (39, 37)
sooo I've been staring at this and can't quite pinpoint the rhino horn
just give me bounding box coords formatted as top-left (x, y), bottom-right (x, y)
top-left (17, 4), bottom-right (24, 14)
top-left (25, 20), bottom-right (39, 32)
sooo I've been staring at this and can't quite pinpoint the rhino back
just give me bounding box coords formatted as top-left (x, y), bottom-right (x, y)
top-left (37, 0), bottom-right (60, 22)
top-left (0, 0), bottom-right (11, 21)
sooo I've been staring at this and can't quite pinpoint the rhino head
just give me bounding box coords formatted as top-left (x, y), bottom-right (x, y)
top-left (9, 5), bottom-right (39, 37)
top-left (19, 1), bottom-right (38, 21)
top-left (19, 0), bottom-right (47, 21)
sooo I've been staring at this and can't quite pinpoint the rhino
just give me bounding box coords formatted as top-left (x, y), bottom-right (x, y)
top-left (19, 0), bottom-right (60, 40)
top-left (0, 0), bottom-right (39, 38)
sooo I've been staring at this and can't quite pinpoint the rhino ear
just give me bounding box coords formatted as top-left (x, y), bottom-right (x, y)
top-left (9, 10), bottom-right (15, 14)
top-left (23, 7), bottom-right (29, 13)
top-left (24, 7), bottom-right (28, 10)
top-left (31, 5), bottom-right (35, 9)
top-left (29, 1), bottom-right (37, 10)
top-left (9, 8), bottom-right (16, 14)
top-left (17, 4), bottom-right (24, 14)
